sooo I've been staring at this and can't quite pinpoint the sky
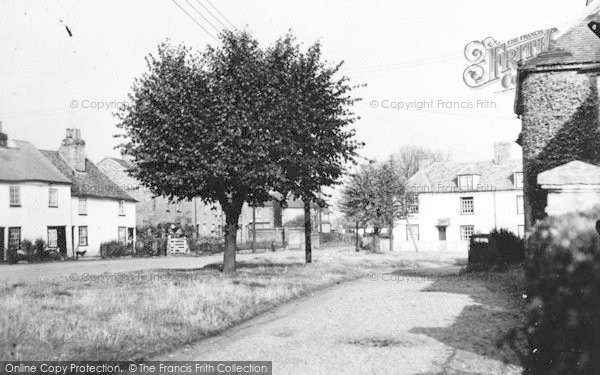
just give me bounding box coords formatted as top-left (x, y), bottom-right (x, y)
top-left (0, 0), bottom-right (590, 165)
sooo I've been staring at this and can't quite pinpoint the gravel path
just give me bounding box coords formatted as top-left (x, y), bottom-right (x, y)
top-left (155, 264), bottom-right (522, 375)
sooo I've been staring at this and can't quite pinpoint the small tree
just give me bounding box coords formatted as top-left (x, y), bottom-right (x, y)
top-left (266, 34), bottom-right (362, 263)
top-left (339, 160), bottom-right (404, 252)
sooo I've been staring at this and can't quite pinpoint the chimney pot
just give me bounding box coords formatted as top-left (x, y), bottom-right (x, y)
top-left (59, 128), bottom-right (86, 172)
top-left (493, 142), bottom-right (511, 165)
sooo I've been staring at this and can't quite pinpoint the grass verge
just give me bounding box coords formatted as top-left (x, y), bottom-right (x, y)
top-left (1, 249), bottom-right (433, 360)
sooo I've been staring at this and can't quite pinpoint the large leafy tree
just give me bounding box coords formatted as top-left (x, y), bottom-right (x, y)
top-left (266, 35), bottom-right (362, 263)
top-left (117, 32), bottom-right (290, 273)
top-left (117, 31), bottom-right (361, 272)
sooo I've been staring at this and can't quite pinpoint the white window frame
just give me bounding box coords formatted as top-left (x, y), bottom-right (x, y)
top-left (78, 226), bottom-right (88, 246)
top-left (8, 227), bottom-right (21, 248)
top-left (516, 195), bottom-right (524, 214)
top-left (47, 228), bottom-right (58, 248)
top-left (118, 227), bottom-right (127, 243)
top-left (118, 200), bottom-right (125, 216)
top-left (460, 197), bottom-right (474, 215)
top-left (460, 225), bottom-right (475, 241)
top-left (406, 224), bottom-right (419, 241)
top-left (9, 186), bottom-right (20, 206)
top-left (78, 197), bottom-right (87, 215)
top-left (514, 172), bottom-right (524, 189)
top-left (49, 188), bottom-right (58, 207)
top-left (458, 175), bottom-right (474, 190)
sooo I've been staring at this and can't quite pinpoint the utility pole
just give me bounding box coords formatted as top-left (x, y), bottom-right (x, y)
top-left (251, 205), bottom-right (256, 253)
top-left (355, 220), bottom-right (359, 252)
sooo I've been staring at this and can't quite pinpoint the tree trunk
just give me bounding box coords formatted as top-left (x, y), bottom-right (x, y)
top-left (372, 227), bottom-right (381, 253)
top-left (389, 221), bottom-right (394, 251)
top-left (355, 220), bottom-right (359, 252)
top-left (251, 205), bottom-right (256, 253)
top-left (304, 200), bottom-right (312, 263)
top-left (222, 199), bottom-right (243, 274)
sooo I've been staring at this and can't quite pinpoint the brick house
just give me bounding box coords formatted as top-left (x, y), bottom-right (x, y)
top-left (97, 157), bottom-right (224, 236)
top-left (514, 0), bottom-right (600, 229)
top-left (396, 143), bottom-right (524, 252)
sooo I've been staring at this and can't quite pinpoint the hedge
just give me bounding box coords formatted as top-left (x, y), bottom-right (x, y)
top-left (100, 240), bottom-right (132, 258)
top-left (468, 228), bottom-right (524, 270)
top-left (519, 207), bottom-right (600, 374)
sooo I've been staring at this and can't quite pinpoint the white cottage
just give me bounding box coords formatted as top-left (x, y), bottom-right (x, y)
top-left (0, 126), bottom-right (136, 259)
top-left (395, 142), bottom-right (525, 252)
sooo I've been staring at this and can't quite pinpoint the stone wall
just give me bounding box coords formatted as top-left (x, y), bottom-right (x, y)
top-left (520, 70), bottom-right (600, 228)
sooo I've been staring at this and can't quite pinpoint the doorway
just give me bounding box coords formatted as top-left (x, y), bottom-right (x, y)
top-left (48, 226), bottom-right (67, 255)
top-left (0, 227), bottom-right (4, 262)
top-left (437, 226), bottom-right (447, 251)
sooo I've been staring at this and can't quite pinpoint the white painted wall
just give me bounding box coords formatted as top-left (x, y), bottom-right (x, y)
top-left (71, 197), bottom-right (136, 257)
top-left (0, 182), bottom-right (72, 255)
top-left (394, 190), bottom-right (525, 252)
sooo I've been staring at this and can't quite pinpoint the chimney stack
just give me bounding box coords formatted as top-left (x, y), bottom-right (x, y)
top-left (59, 128), bottom-right (86, 172)
top-left (493, 142), bottom-right (511, 165)
top-left (0, 121), bottom-right (7, 148)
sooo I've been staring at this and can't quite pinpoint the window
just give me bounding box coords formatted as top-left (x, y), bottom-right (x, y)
top-left (47, 228), bottom-right (58, 248)
top-left (78, 226), bottom-right (88, 246)
top-left (516, 195), bottom-right (524, 214)
top-left (48, 188), bottom-right (58, 207)
top-left (78, 197), bottom-right (87, 215)
top-left (460, 197), bottom-right (474, 214)
top-left (408, 196), bottom-right (419, 213)
top-left (458, 175), bottom-right (473, 190)
top-left (176, 203), bottom-right (181, 213)
top-left (460, 225), bottom-right (475, 241)
top-left (8, 227), bottom-right (21, 248)
top-left (406, 224), bottom-right (420, 241)
top-left (118, 200), bottom-right (125, 216)
top-left (166, 202), bottom-right (171, 213)
top-left (517, 225), bottom-right (525, 238)
top-left (514, 172), bottom-right (524, 188)
top-left (9, 186), bottom-right (20, 206)
top-left (118, 227), bottom-right (127, 243)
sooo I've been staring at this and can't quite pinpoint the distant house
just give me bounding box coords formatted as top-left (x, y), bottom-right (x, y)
top-left (514, 1), bottom-right (600, 228)
top-left (396, 142), bottom-right (524, 252)
top-left (0, 126), bottom-right (136, 258)
top-left (97, 157), bottom-right (224, 236)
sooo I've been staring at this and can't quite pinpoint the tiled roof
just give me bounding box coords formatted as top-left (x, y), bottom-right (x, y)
top-left (40, 150), bottom-right (136, 202)
top-left (407, 159), bottom-right (522, 193)
top-left (523, 3), bottom-right (600, 67)
top-left (0, 141), bottom-right (72, 184)
top-left (109, 157), bottom-right (134, 170)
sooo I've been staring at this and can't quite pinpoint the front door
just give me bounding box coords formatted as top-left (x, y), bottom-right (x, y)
top-left (48, 226), bottom-right (67, 255)
top-left (56, 226), bottom-right (67, 256)
top-left (437, 226), bottom-right (447, 251)
top-left (0, 227), bottom-right (4, 262)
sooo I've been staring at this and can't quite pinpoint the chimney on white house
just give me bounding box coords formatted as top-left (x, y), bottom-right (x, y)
top-left (59, 128), bottom-right (86, 172)
top-left (0, 121), bottom-right (6, 148)
top-left (493, 142), bottom-right (512, 165)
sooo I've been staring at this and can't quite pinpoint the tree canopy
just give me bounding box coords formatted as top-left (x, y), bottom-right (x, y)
top-left (117, 30), bottom-right (361, 272)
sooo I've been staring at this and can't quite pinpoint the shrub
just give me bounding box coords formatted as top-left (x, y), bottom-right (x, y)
top-left (188, 237), bottom-right (225, 254)
top-left (518, 207), bottom-right (600, 374)
top-left (99, 240), bottom-right (132, 258)
top-left (321, 232), bottom-right (354, 244)
top-left (468, 228), bottom-right (524, 270)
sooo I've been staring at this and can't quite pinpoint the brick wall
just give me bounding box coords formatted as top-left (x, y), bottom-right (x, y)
top-left (520, 70), bottom-right (600, 228)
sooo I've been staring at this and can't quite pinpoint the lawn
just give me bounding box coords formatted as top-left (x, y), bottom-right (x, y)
top-left (1, 249), bottom-right (437, 361)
